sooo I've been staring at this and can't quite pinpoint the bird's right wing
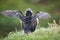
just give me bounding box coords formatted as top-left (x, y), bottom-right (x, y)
top-left (0, 10), bottom-right (25, 22)
top-left (34, 11), bottom-right (51, 19)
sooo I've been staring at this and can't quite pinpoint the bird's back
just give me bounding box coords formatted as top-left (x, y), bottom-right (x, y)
top-left (22, 16), bottom-right (37, 33)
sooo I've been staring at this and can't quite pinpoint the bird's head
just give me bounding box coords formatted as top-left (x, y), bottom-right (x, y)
top-left (25, 8), bottom-right (33, 17)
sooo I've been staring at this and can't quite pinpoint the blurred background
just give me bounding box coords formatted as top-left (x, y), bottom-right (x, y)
top-left (0, 0), bottom-right (60, 38)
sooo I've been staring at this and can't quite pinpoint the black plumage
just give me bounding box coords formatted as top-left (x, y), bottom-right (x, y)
top-left (0, 8), bottom-right (51, 34)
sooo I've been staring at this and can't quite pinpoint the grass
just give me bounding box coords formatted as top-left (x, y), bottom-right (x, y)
top-left (0, 0), bottom-right (60, 40)
top-left (2, 21), bottom-right (60, 40)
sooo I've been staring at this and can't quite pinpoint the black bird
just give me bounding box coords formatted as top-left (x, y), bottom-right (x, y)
top-left (0, 8), bottom-right (51, 34)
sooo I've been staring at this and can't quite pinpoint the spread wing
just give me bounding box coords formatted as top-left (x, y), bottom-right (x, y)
top-left (34, 11), bottom-right (51, 19)
top-left (0, 10), bottom-right (18, 17)
top-left (0, 10), bottom-right (25, 22)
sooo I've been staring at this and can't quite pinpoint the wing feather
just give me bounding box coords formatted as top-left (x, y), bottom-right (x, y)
top-left (1, 10), bottom-right (18, 17)
top-left (34, 11), bottom-right (51, 19)
top-left (0, 10), bottom-right (25, 22)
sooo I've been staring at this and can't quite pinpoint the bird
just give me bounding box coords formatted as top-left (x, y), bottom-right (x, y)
top-left (0, 8), bottom-right (51, 34)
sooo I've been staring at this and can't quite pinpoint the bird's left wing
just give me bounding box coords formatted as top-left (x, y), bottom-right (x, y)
top-left (0, 10), bottom-right (25, 22)
top-left (0, 10), bottom-right (19, 17)
top-left (33, 11), bottom-right (51, 19)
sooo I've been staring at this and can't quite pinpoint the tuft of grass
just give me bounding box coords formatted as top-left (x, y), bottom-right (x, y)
top-left (3, 24), bottom-right (60, 40)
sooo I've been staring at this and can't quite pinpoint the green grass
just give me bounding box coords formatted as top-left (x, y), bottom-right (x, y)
top-left (2, 25), bottom-right (60, 40)
top-left (0, 0), bottom-right (60, 40)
